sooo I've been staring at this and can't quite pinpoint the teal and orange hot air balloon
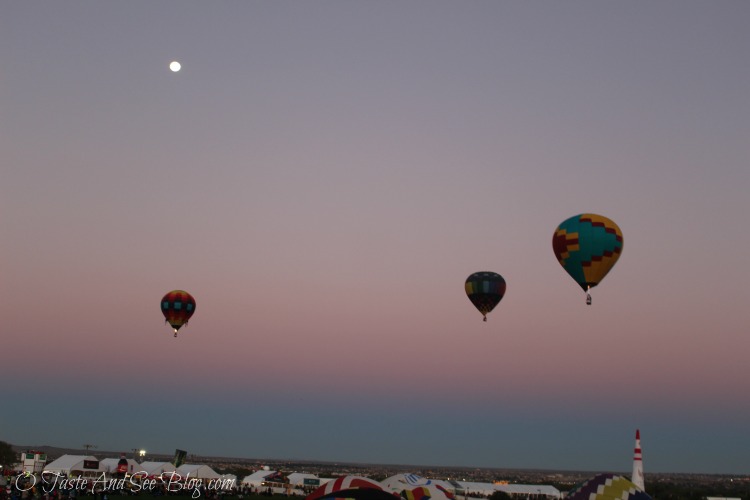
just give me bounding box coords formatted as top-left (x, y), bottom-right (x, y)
top-left (465, 272), bottom-right (506, 321)
top-left (552, 213), bottom-right (623, 305)
top-left (161, 290), bottom-right (196, 337)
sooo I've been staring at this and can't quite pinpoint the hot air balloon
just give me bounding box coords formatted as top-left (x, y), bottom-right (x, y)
top-left (306, 476), bottom-right (391, 500)
top-left (402, 485), bottom-right (455, 500)
top-left (465, 272), bottom-right (506, 321)
top-left (161, 290), bottom-right (196, 337)
top-left (552, 213), bottom-right (623, 305)
top-left (565, 473), bottom-right (651, 499)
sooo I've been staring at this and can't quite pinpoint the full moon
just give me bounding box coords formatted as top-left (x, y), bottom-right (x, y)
top-left (169, 61), bottom-right (181, 72)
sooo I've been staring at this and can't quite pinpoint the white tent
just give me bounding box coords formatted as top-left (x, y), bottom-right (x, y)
top-left (496, 483), bottom-right (561, 498)
top-left (242, 470), bottom-right (278, 487)
top-left (43, 455), bottom-right (104, 476)
top-left (287, 473), bottom-right (319, 487)
top-left (137, 461), bottom-right (176, 477)
top-left (455, 481), bottom-right (495, 496)
top-left (175, 464), bottom-right (220, 480)
top-left (455, 481), bottom-right (561, 499)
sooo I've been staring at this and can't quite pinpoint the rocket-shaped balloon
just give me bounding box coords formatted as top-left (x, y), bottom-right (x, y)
top-left (632, 429), bottom-right (645, 491)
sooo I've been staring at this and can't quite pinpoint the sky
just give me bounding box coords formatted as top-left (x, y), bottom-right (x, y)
top-left (1, 1), bottom-right (749, 476)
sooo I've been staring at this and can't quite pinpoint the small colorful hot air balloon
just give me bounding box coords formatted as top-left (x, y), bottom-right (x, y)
top-left (552, 213), bottom-right (623, 305)
top-left (161, 290), bottom-right (196, 337)
top-left (465, 272), bottom-right (506, 321)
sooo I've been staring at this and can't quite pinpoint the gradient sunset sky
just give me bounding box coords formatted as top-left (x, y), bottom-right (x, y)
top-left (2, 1), bottom-right (749, 475)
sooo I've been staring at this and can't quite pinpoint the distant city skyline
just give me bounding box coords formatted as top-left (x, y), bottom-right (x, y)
top-left (0, 441), bottom-right (681, 481)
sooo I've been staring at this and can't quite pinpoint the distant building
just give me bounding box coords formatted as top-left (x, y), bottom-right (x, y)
top-left (21, 451), bottom-right (47, 474)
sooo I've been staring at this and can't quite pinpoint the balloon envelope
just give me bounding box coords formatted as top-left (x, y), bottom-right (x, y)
top-left (306, 476), bottom-right (388, 500)
top-left (402, 485), bottom-right (455, 500)
top-left (314, 489), bottom-right (396, 500)
top-left (565, 473), bottom-right (651, 499)
top-left (465, 272), bottom-right (506, 321)
top-left (552, 213), bottom-right (623, 292)
top-left (161, 290), bottom-right (196, 335)
top-left (381, 474), bottom-right (432, 493)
